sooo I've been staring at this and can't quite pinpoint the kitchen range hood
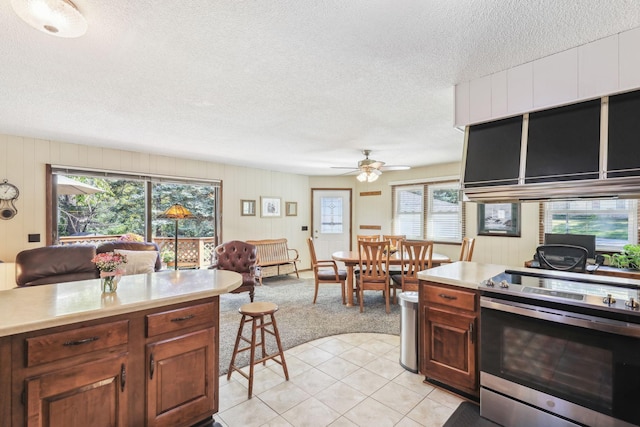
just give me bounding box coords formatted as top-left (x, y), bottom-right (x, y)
top-left (461, 90), bottom-right (640, 203)
top-left (463, 176), bottom-right (640, 203)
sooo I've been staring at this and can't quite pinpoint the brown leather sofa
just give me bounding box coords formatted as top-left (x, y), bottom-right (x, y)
top-left (210, 240), bottom-right (257, 301)
top-left (15, 241), bottom-right (161, 287)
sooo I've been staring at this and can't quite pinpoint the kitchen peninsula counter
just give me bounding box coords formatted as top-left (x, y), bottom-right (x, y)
top-left (0, 269), bottom-right (241, 336)
top-left (0, 269), bottom-right (242, 427)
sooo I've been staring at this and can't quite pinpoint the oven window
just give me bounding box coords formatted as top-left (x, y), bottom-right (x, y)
top-left (502, 325), bottom-right (612, 406)
top-left (482, 306), bottom-right (640, 424)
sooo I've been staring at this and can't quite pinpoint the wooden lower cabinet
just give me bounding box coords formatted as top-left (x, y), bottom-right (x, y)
top-left (9, 297), bottom-right (219, 427)
top-left (419, 281), bottom-right (479, 397)
top-left (146, 328), bottom-right (216, 427)
top-left (25, 353), bottom-right (128, 427)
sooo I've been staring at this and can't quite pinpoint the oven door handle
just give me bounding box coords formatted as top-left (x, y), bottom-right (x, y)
top-left (481, 297), bottom-right (640, 338)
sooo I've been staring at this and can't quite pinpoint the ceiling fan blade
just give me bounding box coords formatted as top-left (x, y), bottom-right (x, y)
top-left (380, 165), bottom-right (411, 171)
top-left (331, 166), bottom-right (359, 170)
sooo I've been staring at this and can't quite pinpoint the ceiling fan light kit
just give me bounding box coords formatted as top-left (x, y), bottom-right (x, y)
top-left (11, 0), bottom-right (87, 38)
top-left (357, 168), bottom-right (382, 183)
top-left (333, 149), bottom-right (410, 183)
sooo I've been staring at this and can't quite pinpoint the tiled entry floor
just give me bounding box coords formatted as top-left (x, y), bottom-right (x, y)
top-left (216, 333), bottom-right (466, 427)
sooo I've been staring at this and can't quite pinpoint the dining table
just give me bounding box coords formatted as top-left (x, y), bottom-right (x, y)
top-left (331, 250), bottom-right (451, 307)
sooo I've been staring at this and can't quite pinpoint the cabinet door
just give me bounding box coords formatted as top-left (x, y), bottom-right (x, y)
top-left (146, 327), bottom-right (216, 427)
top-left (25, 353), bottom-right (128, 427)
top-left (423, 306), bottom-right (477, 393)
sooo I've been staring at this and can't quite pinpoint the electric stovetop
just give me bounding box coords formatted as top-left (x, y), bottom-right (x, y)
top-left (479, 268), bottom-right (640, 318)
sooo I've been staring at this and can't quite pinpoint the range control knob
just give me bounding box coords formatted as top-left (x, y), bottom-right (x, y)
top-left (603, 294), bottom-right (616, 305)
top-left (626, 298), bottom-right (639, 309)
top-left (500, 280), bottom-right (509, 288)
top-left (482, 279), bottom-right (495, 287)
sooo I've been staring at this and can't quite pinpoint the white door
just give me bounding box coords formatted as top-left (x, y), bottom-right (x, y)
top-left (312, 189), bottom-right (351, 261)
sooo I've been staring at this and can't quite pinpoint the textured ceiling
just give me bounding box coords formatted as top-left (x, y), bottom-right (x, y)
top-left (1, 1), bottom-right (640, 175)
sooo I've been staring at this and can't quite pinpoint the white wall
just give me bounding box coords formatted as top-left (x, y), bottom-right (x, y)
top-left (0, 134), bottom-right (310, 290)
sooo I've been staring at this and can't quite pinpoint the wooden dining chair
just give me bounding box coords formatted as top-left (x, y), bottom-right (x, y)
top-left (382, 235), bottom-right (406, 249)
top-left (459, 237), bottom-right (476, 261)
top-left (391, 240), bottom-right (434, 293)
top-left (357, 239), bottom-right (391, 313)
top-left (357, 234), bottom-right (380, 242)
top-left (307, 237), bottom-right (349, 304)
top-left (382, 234), bottom-right (406, 278)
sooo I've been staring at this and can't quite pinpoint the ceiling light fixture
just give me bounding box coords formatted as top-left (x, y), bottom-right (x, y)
top-left (11, 0), bottom-right (87, 38)
top-left (356, 168), bottom-right (381, 183)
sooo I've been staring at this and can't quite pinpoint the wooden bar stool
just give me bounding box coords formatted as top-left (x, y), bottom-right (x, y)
top-left (227, 301), bottom-right (289, 398)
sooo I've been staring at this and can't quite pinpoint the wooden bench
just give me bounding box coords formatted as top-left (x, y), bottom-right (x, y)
top-left (246, 238), bottom-right (300, 284)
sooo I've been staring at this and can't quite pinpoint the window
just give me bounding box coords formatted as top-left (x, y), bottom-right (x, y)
top-left (543, 199), bottom-right (638, 252)
top-left (320, 197), bottom-right (343, 233)
top-left (47, 166), bottom-right (220, 268)
top-left (393, 186), bottom-right (423, 239)
top-left (392, 181), bottom-right (463, 243)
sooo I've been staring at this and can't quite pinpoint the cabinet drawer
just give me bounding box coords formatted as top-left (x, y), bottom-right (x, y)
top-left (425, 286), bottom-right (476, 312)
top-left (146, 302), bottom-right (215, 337)
top-left (26, 320), bottom-right (129, 367)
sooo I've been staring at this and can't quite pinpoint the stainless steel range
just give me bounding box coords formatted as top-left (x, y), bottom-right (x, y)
top-left (479, 268), bottom-right (640, 427)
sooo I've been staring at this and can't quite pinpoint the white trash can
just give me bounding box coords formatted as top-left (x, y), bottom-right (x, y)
top-left (398, 291), bottom-right (419, 373)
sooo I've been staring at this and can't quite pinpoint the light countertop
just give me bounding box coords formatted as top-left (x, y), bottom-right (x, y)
top-left (0, 269), bottom-right (241, 337)
top-left (417, 261), bottom-right (640, 290)
top-left (417, 261), bottom-right (508, 290)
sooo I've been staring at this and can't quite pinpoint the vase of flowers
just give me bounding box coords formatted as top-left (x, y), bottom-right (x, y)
top-left (92, 252), bottom-right (128, 293)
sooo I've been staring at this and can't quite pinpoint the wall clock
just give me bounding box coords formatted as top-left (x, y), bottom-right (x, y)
top-left (0, 179), bottom-right (19, 220)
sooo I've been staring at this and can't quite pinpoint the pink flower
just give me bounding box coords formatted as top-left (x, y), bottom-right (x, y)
top-left (92, 252), bottom-right (128, 272)
top-left (118, 233), bottom-right (144, 242)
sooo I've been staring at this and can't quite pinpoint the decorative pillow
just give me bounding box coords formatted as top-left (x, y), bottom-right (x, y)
top-left (114, 249), bottom-right (158, 275)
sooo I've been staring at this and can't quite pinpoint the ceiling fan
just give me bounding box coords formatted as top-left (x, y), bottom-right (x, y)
top-left (332, 150), bottom-right (410, 182)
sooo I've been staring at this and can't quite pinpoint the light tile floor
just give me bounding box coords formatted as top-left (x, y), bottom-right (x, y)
top-left (216, 332), bottom-right (466, 427)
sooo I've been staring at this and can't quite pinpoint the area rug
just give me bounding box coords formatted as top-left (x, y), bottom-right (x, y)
top-left (218, 276), bottom-right (401, 375)
top-left (443, 401), bottom-right (500, 427)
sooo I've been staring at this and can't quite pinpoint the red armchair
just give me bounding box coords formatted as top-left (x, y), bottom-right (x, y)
top-left (211, 240), bottom-right (257, 301)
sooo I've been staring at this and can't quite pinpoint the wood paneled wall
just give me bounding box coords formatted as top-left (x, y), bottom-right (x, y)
top-left (0, 134), bottom-right (310, 290)
top-left (0, 133), bottom-right (542, 290)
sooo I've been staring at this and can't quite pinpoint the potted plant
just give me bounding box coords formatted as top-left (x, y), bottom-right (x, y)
top-left (161, 250), bottom-right (175, 269)
top-left (603, 244), bottom-right (640, 270)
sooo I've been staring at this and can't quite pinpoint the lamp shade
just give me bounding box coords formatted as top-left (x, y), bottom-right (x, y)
top-left (11, 0), bottom-right (87, 38)
top-left (158, 204), bottom-right (194, 220)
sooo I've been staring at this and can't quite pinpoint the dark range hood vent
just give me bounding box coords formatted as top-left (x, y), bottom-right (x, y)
top-left (461, 90), bottom-right (640, 202)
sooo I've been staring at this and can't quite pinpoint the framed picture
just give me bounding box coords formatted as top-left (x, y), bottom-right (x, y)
top-left (241, 199), bottom-right (256, 216)
top-left (286, 202), bottom-right (297, 216)
top-left (478, 203), bottom-right (521, 237)
top-left (260, 196), bottom-right (281, 217)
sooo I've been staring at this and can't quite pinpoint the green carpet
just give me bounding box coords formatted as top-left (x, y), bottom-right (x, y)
top-left (218, 275), bottom-right (401, 375)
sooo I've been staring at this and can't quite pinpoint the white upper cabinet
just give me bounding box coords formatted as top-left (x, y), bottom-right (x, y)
top-left (454, 81), bottom-right (470, 127)
top-left (533, 48), bottom-right (578, 108)
top-left (578, 35), bottom-right (618, 99)
top-left (469, 75), bottom-right (492, 123)
top-left (619, 27), bottom-right (640, 91)
top-left (491, 71), bottom-right (508, 118)
top-left (454, 26), bottom-right (640, 127)
top-left (507, 62), bottom-right (533, 115)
